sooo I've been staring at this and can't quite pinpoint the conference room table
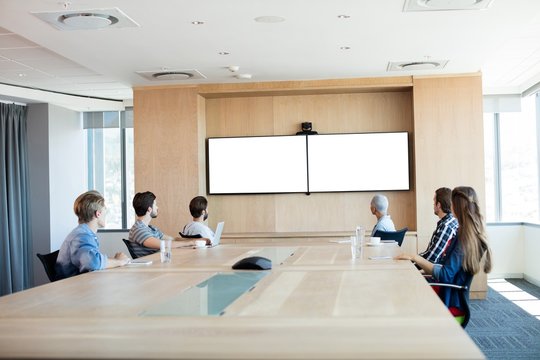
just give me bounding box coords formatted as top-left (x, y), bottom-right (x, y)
top-left (0, 241), bottom-right (484, 359)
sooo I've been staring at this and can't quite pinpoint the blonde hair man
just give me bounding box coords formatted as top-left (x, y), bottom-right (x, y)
top-left (55, 191), bottom-right (129, 279)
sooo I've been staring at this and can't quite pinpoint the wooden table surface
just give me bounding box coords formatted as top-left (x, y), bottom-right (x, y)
top-left (0, 242), bottom-right (484, 359)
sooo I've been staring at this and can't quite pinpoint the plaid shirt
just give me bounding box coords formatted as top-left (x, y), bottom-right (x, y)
top-left (420, 213), bottom-right (458, 263)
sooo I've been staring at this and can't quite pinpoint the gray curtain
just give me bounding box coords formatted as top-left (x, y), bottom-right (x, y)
top-left (0, 103), bottom-right (31, 296)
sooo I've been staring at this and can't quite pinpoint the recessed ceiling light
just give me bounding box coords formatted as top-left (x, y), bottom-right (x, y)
top-left (404, 0), bottom-right (493, 11)
top-left (234, 73), bottom-right (252, 79)
top-left (17, 73), bottom-right (27, 77)
top-left (218, 51), bottom-right (230, 55)
top-left (32, 7), bottom-right (139, 30)
top-left (60, 13), bottom-right (118, 28)
top-left (191, 20), bottom-right (204, 25)
top-left (135, 69), bottom-right (206, 81)
top-left (337, 15), bottom-right (350, 19)
top-left (152, 72), bottom-right (192, 81)
top-left (254, 16), bottom-right (285, 23)
top-left (387, 60), bottom-right (448, 71)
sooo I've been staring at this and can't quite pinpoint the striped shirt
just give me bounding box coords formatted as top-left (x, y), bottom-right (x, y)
top-left (420, 213), bottom-right (458, 264)
top-left (128, 220), bottom-right (163, 257)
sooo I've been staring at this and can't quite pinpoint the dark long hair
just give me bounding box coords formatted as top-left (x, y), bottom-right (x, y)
top-left (451, 186), bottom-right (492, 274)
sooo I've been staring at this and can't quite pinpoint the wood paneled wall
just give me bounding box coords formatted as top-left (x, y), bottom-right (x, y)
top-left (133, 87), bottom-right (202, 235)
top-left (412, 74), bottom-right (487, 297)
top-left (132, 74), bottom-right (484, 241)
top-left (205, 92), bottom-right (416, 233)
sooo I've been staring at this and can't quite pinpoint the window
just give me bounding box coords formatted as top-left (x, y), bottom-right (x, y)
top-left (85, 108), bottom-right (134, 229)
top-left (484, 94), bottom-right (540, 222)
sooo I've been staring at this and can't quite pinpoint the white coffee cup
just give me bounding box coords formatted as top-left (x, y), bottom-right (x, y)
top-left (370, 236), bottom-right (381, 245)
top-left (195, 240), bottom-right (206, 248)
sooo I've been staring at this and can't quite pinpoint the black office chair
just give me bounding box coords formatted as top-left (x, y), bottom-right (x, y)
top-left (179, 232), bottom-right (202, 239)
top-left (373, 227), bottom-right (408, 246)
top-left (36, 250), bottom-right (60, 282)
top-left (123, 239), bottom-right (161, 259)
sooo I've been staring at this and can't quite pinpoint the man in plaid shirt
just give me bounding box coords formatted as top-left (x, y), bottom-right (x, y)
top-left (419, 187), bottom-right (459, 263)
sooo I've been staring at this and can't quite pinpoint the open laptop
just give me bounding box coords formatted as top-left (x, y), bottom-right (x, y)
top-left (209, 221), bottom-right (225, 247)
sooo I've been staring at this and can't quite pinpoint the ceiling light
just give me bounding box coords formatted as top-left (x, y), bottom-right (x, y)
top-left (235, 73), bottom-right (252, 79)
top-left (228, 65), bottom-right (240, 72)
top-left (254, 16), bottom-right (285, 23)
top-left (135, 69), bottom-right (206, 81)
top-left (32, 7), bottom-right (139, 30)
top-left (404, 0), bottom-right (493, 11)
top-left (153, 72), bottom-right (191, 80)
top-left (60, 13), bottom-right (118, 28)
top-left (387, 60), bottom-right (448, 71)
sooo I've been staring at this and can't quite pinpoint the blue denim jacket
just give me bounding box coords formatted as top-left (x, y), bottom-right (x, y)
top-left (431, 235), bottom-right (473, 309)
top-left (55, 223), bottom-right (107, 279)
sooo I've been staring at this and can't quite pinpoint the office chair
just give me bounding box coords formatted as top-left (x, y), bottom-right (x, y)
top-left (36, 250), bottom-right (60, 282)
top-left (373, 227), bottom-right (408, 246)
top-left (179, 232), bottom-right (202, 239)
top-left (122, 238), bottom-right (155, 259)
top-left (428, 282), bottom-right (471, 328)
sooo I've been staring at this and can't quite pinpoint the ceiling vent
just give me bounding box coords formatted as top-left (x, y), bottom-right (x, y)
top-left (31, 7), bottom-right (139, 30)
top-left (404, 0), bottom-right (493, 11)
top-left (135, 69), bottom-right (207, 81)
top-left (387, 60), bottom-right (448, 71)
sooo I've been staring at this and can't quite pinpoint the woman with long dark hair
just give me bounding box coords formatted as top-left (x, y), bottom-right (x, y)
top-left (396, 186), bottom-right (492, 309)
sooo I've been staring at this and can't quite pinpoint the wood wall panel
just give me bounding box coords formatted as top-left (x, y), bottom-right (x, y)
top-left (412, 74), bottom-right (487, 296)
top-left (205, 91), bottom-right (416, 234)
top-left (133, 87), bottom-right (201, 235)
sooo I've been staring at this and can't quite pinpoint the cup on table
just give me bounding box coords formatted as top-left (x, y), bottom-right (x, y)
top-left (160, 238), bottom-right (172, 263)
top-left (370, 236), bottom-right (381, 246)
top-left (195, 240), bottom-right (206, 248)
top-left (350, 235), bottom-right (361, 259)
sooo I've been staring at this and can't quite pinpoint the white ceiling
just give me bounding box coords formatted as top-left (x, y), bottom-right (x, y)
top-left (1, 0), bottom-right (540, 109)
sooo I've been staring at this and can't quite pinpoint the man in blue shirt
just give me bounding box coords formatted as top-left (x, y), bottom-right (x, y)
top-left (419, 187), bottom-right (459, 263)
top-left (56, 191), bottom-right (130, 279)
top-left (370, 194), bottom-right (396, 236)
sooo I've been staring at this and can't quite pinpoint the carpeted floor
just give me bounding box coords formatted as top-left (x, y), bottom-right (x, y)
top-left (466, 279), bottom-right (540, 360)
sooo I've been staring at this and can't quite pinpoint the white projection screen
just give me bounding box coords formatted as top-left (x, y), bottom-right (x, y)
top-left (207, 136), bottom-right (308, 194)
top-left (307, 132), bottom-right (410, 192)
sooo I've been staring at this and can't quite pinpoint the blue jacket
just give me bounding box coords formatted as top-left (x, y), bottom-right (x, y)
top-left (431, 235), bottom-right (473, 309)
top-left (55, 223), bottom-right (107, 279)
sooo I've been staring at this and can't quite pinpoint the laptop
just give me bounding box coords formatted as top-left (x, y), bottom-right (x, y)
top-left (209, 221), bottom-right (225, 247)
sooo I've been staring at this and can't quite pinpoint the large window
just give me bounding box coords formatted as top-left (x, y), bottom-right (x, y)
top-left (85, 108), bottom-right (134, 229)
top-left (484, 94), bottom-right (539, 222)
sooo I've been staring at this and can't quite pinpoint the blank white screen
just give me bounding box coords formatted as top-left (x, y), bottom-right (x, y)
top-left (208, 136), bottom-right (308, 194)
top-left (307, 133), bottom-right (409, 192)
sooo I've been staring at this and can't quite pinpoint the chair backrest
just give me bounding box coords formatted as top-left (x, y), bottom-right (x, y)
top-left (178, 232), bottom-right (202, 239)
top-left (373, 227), bottom-right (408, 246)
top-left (36, 250), bottom-right (60, 282)
top-left (123, 238), bottom-right (160, 260)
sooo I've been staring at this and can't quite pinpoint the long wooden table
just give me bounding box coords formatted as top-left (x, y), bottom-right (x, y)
top-left (0, 242), bottom-right (484, 359)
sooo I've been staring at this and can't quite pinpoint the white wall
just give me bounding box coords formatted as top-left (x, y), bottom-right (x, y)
top-left (27, 103), bottom-right (86, 286)
top-left (486, 224), bottom-right (524, 279)
top-left (523, 225), bottom-right (540, 287)
top-left (47, 104), bottom-right (86, 250)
